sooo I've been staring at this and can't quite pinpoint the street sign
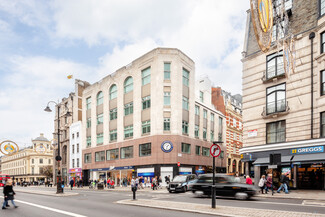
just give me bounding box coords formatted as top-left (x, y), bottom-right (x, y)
top-left (177, 162), bottom-right (180, 167)
top-left (210, 144), bottom-right (221, 158)
top-left (268, 165), bottom-right (277, 169)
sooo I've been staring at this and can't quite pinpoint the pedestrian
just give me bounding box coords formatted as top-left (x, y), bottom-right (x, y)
top-left (277, 173), bottom-right (289, 194)
top-left (158, 176), bottom-right (162, 189)
top-left (234, 173), bottom-right (240, 183)
top-left (69, 179), bottom-right (74, 190)
top-left (265, 174), bottom-right (272, 194)
top-left (139, 176), bottom-right (144, 189)
top-left (135, 177), bottom-right (139, 189)
top-left (246, 175), bottom-right (253, 185)
top-left (258, 175), bottom-right (266, 194)
top-left (2, 179), bottom-right (18, 209)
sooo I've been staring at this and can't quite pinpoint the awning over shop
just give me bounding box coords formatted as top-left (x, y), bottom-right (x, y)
top-left (253, 155), bottom-right (293, 165)
top-left (292, 153), bottom-right (325, 163)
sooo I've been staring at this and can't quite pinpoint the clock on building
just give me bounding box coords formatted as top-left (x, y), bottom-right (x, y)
top-left (161, 141), bottom-right (173, 153)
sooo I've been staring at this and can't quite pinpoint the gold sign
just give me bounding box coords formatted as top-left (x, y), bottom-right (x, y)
top-left (0, 140), bottom-right (19, 155)
top-left (250, 0), bottom-right (273, 52)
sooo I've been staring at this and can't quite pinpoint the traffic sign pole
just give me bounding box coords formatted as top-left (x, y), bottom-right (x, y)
top-left (210, 142), bottom-right (222, 209)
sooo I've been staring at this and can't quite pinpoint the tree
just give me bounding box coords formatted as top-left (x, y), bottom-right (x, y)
top-left (40, 165), bottom-right (53, 180)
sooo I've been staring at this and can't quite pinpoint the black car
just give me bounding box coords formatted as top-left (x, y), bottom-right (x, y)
top-left (191, 174), bottom-right (258, 200)
top-left (167, 174), bottom-right (197, 193)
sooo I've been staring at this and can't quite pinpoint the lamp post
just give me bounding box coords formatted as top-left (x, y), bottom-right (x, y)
top-left (211, 141), bottom-right (223, 209)
top-left (44, 101), bottom-right (71, 194)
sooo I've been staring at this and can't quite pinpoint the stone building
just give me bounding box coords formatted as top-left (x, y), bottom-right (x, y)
top-left (212, 88), bottom-right (243, 175)
top-left (82, 48), bottom-right (227, 186)
top-left (241, 0), bottom-right (325, 190)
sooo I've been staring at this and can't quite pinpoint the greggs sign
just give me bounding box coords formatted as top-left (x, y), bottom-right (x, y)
top-left (291, 146), bottom-right (324, 154)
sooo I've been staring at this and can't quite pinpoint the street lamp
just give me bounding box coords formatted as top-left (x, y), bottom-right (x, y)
top-left (44, 101), bottom-right (71, 194)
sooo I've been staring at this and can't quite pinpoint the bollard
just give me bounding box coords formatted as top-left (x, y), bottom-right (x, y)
top-left (132, 187), bottom-right (137, 200)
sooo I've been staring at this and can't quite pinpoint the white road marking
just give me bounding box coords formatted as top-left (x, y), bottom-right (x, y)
top-left (0, 196), bottom-right (87, 217)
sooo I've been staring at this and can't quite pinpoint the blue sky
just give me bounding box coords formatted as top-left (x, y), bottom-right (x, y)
top-left (0, 0), bottom-right (249, 153)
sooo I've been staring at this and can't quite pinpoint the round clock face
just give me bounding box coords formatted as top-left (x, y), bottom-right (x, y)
top-left (161, 141), bottom-right (173, 153)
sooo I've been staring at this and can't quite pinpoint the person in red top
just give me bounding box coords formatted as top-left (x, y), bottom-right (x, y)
top-left (246, 175), bottom-right (253, 185)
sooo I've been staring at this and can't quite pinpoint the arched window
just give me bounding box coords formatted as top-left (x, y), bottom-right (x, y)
top-left (124, 77), bottom-right (133, 93)
top-left (109, 84), bottom-right (117, 100)
top-left (97, 91), bottom-right (103, 106)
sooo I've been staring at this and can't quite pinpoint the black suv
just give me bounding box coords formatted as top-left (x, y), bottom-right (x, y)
top-left (167, 174), bottom-right (197, 193)
top-left (191, 174), bottom-right (258, 200)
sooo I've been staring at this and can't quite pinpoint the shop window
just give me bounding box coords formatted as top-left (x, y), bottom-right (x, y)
top-left (95, 151), bottom-right (105, 162)
top-left (107, 148), bottom-right (119, 160)
top-left (121, 146), bottom-right (133, 159)
top-left (139, 143), bottom-right (151, 157)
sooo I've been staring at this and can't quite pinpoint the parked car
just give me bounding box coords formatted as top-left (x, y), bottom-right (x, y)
top-left (167, 174), bottom-right (197, 193)
top-left (191, 174), bottom-right (258, 200)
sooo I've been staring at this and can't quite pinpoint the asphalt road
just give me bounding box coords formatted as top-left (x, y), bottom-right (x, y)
top-left (1, 187), bottom-right (325, 217)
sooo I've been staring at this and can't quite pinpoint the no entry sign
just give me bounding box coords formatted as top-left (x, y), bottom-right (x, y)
top-left (210, 144), bottom-right (221, 157)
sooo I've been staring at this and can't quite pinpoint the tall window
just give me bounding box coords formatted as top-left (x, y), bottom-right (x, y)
top-left (110, 108), bottom-right (117, 120)
top-left (211, 113), bottom-right (214, 122)
top-left (182, 121), bottom-right (188, 134)
top-left (72, 145), bottom-right (75, 154)
top-left (32, 159), bottom-right (34, 164)
top-left (96, 133), bottom-right (103, 144)
top-left (196, 146), bottom-right (201, 155)
top-left (142, 96), bottom-right (151, 109)
top-left (266, 120), bottom-right (285, 143)
top-left (124, 76), bottom-right (133, 93)
top-left (195, 125), bottom-right (199, 137)
top-left (218, 117), bottom-right (223, 141)
top-left (266, 83), bottom-right (286, 114)
top-left (272, 21), bottom-right (285, 42)
top-left (124, 125), bottom-right (133, 138)
top-left (97, 91), bottom-right (103, 105)
top-left (86, 97), bottom-right (91, 110)
top-left (72, 159), bottom-right (75, 168)
top-left (139, 143), bottom-right (151, 157)
top-left (321, 112), bottom-right (325, 137)
top-left (195, 105), bottom-right (200, 115)
top-left (203, 128), bottom-right (207, 140)
top-left (109, 84), bottom-right (117, 100)
top-left (77, 158), bottom-right (79, 168)
top-left (110, 129), bottom-right (117, 142)
top-left (202, 147), bottom-right (209, 157)
top-left (124, 102), bottom-right (133, 116)
top-left (200, 91), bottom-right (204, 102)
top-left (97, 113), bottom-right (103, 125)
top-left (164, 92), bottom-right (171, 106)
top-left (86, 136), bottom-right (91, 148)
top-left (48, 159), bottom-right (51, 164)
top-left (121, 146), bottom-right (133, 159)
top-left (84, 153), bottom-right (91, 163)
top-left (32, 167), bottom-right (34, 174)
top-left (321, 70), bottom-right (325, 95)
top-left (40, 159), bottom-right (43, 164)
top-left (106, 149), bottom-right (119, 161)
top-left (233, 118), bottom-right (236, 127)
top-left (210, 130), bottom-right (214, 142)
top-left (181, 143), bottom-right (191, 154)
top-left (266, 51), bottom-right (284, 79)
top-left (182, 96), bottom-right (189, 110)
top-left (320, 0), bottom-right (325, 17)
top-left (164, 63), bottom-right (171, 80)
top-left (87, 118), bottom-right (91, 128)
top-left (164, 118), bottom-right (170, 131)
top-left (95, 151), bottom-right (105, 162)
top-left (142, 120), bottom-right (151, 134)
top-left (183, 68), bottom-right (189, 86)
top-left (77, 144), bottom-right (79, 153)
top-left (203, 109), bottom-right (207, 119)
top-left (142, 67), bottom-right (151, 86)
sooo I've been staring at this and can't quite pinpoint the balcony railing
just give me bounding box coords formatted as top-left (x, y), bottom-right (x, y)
top-left (261, 100), bottom-right (290, 118)
top-left (261, 68), bottom-right (286, 83)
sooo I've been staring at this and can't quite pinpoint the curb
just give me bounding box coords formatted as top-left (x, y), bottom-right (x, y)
top-left (255, 194), bottom-right (325, 202)
top-left (15, 189), bottom-right (79, 197)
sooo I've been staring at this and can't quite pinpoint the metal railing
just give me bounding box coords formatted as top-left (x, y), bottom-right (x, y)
top-left (261, 100), bottom-right (290, 117)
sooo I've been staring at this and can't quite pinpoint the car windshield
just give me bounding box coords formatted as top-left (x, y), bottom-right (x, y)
top-left (173, 176), bottom-right (187, 182)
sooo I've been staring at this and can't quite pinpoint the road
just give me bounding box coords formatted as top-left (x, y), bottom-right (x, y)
top-left (0, 186), bottom-right (324, 217)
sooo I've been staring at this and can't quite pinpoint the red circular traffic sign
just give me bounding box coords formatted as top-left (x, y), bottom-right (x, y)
top-left (210, 144), bottom-right (221, 157)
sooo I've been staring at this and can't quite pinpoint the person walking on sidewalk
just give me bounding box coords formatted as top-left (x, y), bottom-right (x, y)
top-left (265, 174), bottom-right (272, 194)
top-left (2, 179), bottom-right (18, 210)
top-left (258, 175), bottom-right (266, 194)
top-left (277, 173), bottom-right (289, 194)
top-left (234, 173), bottom-right (240, 183)
top-left (69, 179), bottom-right (74, 190)
top-left (246, 175), bottom-right (253, 185)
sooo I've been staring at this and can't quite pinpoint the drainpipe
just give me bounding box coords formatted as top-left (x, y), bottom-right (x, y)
top-left (309, 32), bottom-right (315, 139)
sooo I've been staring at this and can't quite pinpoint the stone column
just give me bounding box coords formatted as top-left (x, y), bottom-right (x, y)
top-left (254, 165), bottom-right (260, 186)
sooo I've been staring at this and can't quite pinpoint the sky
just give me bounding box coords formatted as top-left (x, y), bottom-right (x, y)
top-left (0, 0), bottom-right (250, 153)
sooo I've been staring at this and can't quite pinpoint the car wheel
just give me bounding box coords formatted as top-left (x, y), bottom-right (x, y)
top-left (235, 192), bottom-right (248, 200)
top-left (168, 190), bottom-right (173, 193)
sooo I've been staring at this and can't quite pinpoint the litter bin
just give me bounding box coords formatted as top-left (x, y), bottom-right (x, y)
top-left (97, 183), bottom-right (104, 190)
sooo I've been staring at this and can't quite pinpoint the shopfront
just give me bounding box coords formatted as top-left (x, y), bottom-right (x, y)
top-left (68, 168), bottom-right (82, 185)
top-left (90, 166), bottom-right (134, 186)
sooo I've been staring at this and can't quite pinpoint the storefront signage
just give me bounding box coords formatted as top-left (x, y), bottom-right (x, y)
top-left (90, 166), bottom-right (134, 172)
top-left (248, 129), bottom-right (257, 137)
top-left (161, 141), bottom-right (173, 153)
top-left (69, 168), bottom-right (82, 173)
top-left (291, 146), bottom-right (324, 154)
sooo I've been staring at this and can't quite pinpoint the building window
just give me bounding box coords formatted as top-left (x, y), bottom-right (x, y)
top-left (77, 144), bottom-right (79, 153)
top-left (210, 130), bottom-right (214, 142)
top-left (110, 129), bottom-right (117, 142)
top-left (266, 120), bottom-right (285, 143)
top-left (72, 159), bottom-right (75, 168)
top-left (84, 153), bottom-right (91, 163)
top-left (182, 96), bottom-right (189, 110)
top-left (164, 63), bottom-right (171, 80)
top-left (32, 167), bottom-right (34, 174)
top-left (211, 113), bottom-right (214, 122)
top-left (164, 92), bottom-right (171, 106)
top-left (109, 84), bottom-right (117, 100)
top-left (266, 51), bottom-right (284, 79)
top-left (48, 159), bottom-right (51, 164)
top-left (182, 68), bottom-right (189, 86)
top-left (124, 102), bottom-right (133, 116)
top-left (86, 97), bottom-right (91, 110)
top-left (86, 136), bottom-right (91, 148)
top-left (105, 149), bottom-right (118, 161)
top-left (321, 70), bottom-right (325, 95)
top-left (87, 118), bottom-right (91, 128)
top-left (77, 132), bottom-right (79, 138)
top-left (96, 133), bottom-right (103, 144)
top-left (142, 120), bottom-right (151, 134)
top-left (321, 112), bottom-right (325, 137)
top-left (195, 105), bottom-right (200, 115)
top-left (142, 96), bottom-right (151, 110)
top-left (181, 143), bottom-right (191, 154)
top-left (32, 159), bottom-right (34, 164)
top-left (124, 125), bottom-right (133, 138)
top-left (195, 125), bottom-right (199, 137)
top-left (219, 151), bottom-right (224, 159)
top-left (72, 134), bottom-right (75, 139)
top-left (195, 146), bottom-right (201, 155)
top-left (203, 109), bottom-right (207, 119)
top-left (97, 113), bottom-right (103, 125)
top-left (77, 158), bottom-right (79, 168)
top-left (110, 108), bottom-right (117, 120)
top-left (202, 147), bottom-right (209, 157)
top-left (200, 91), bottom-right (204, 102)
top-left (72, 145), bottom-right (75, 154)
top-left (95, 151), bottom-right (105, 162)
top-left (320, 0), bottom-right (325, 17)
top-left (164, 118), bottom-right (170, 131)
top-left (121, 146), bottom-right (133, 159)
top-left (139, 143), bottom-right (151, 157)
top-left (203, 128), bottom-right (207, 140)
top-left (40, 159), bottom-right (43, 164)
top-left (182, 121), bottom-right (188, 134)
top-left (97, 91), bottom-right (103, 106)
top-left (142, 67), bottom-right (151, 86)
top-left (124, 76), bottom-right (133, 93)
top-left (218, 117), bottom-right (223, 141)
top-left (271, 21), bottom-right (285, 42)
top-left (233, 118), bottom-right (236, 127)
top-left (266, 83), bottom-right (286, 114)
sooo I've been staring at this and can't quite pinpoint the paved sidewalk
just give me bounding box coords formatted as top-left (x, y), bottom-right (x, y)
top-left (117, 199), bottom-right (325, 217)
top-left (255, 190), bottom-right (325, 201)
top-left (15, 188), bottom-right (79, 197)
